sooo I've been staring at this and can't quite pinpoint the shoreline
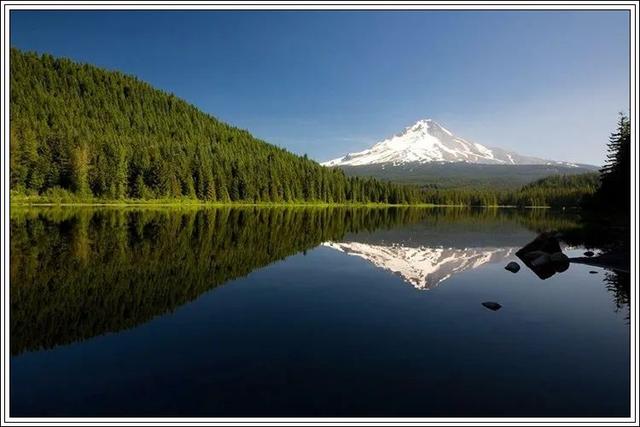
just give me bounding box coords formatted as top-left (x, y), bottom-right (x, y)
top-left (569, 251), bottom-right (631, 273)
top-left (9, 200), bottom-right (564, 209)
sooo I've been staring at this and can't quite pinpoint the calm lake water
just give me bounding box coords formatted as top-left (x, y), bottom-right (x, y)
top-left (10, 207), bottom-right (629, 417)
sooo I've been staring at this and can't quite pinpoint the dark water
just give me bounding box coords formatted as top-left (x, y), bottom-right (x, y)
top-left (10, 207), bottom-right (629, 417)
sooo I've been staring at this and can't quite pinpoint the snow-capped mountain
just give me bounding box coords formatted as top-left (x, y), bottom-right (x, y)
top-left (322, 119), bottom-right (574, 167)
top-left (323, 241), bottom-right (516, 290)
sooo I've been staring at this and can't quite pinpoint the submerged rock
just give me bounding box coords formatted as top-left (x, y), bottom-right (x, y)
top-left (505, 261), bottom-right (520, 273)
top-left (482, 301), bottom-right (502, 311)
top-left (589, 270), bottom-right (598, 274)
top-left (584, 251), bottom-right (595, 257)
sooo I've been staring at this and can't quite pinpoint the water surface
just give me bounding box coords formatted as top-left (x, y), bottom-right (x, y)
top-left (10, 207), bottom-right (629, 417)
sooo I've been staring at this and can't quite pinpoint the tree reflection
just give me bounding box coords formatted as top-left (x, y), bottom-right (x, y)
top-left (10, 206), bottom-right (581, 355)
top-left (604, 270), bottom-right (630, 322)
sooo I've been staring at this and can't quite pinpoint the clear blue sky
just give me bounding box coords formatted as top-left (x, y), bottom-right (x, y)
top-left (11, 10), bottom-right (629, 165)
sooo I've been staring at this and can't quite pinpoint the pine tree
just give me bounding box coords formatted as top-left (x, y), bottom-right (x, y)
top-left (133, 174), bottom-right (147, 199)
top-left (70, 145), bottom-right (91, 196)
top-left (593, 113), bottom-right (630, 211)
top-left (217, 178), bottom-right (230, 202)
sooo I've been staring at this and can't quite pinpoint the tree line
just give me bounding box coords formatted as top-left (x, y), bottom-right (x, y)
top-left (418, 172), bottom-right (599, 208)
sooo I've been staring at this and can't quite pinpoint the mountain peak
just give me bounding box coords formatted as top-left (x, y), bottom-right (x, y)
top-left (322, 118), bottom-right (571, 167)
top-left (406, 118), bottom-right (453, 136)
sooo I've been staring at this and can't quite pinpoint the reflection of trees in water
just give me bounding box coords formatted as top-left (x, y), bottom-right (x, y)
top-left (10, 207), bottom-right (579, 355)
top-left (603, 270), bottom-right (630, 322)
top-left (11, 207), bottom-right (434, 355)
top-left (548, 211), bottom-right (630, 320)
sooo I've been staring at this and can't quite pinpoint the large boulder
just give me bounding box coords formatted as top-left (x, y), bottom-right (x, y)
top-left (530, 253), bottom-right (551, 268)
top-left (516, 233), bottom-right (570, 280)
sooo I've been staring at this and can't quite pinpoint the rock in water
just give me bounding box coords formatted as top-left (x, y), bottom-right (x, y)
top-left (589, 271), bottom-right (598, 274)
top-left (530, 254), bottom-right (551, 268)
top-left (549, 252), bottom-right (570, 272)
top-left (515, 233), bottom-right (566, 280)
top-left (482, 302), bottom-right (502, 311)
top-left (584, 251), bottom-right (595, 257)
top-left (505, 261), bottom-right (520, 273)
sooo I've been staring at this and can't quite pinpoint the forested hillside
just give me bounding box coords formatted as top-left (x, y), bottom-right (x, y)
top-left (337, 162), bottom-right (598, 190)
top-left (418, 172), bottom-right (599, 208)
top-left (9, 49), bottom-right (423, 204)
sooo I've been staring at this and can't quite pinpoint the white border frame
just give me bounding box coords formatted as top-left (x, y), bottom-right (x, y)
top-left (1, 1), bottom-right (637, 425)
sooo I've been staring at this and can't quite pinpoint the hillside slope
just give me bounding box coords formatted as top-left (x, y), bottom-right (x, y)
top-left (9, 49), bottom-right (421, 204)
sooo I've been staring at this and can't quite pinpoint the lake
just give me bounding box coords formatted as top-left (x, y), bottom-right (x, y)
top-left (9, 206), bottom-right (630, 417)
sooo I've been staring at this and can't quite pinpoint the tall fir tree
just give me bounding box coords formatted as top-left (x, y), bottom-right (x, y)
top-left (594, 113), bottom-right (631, 212)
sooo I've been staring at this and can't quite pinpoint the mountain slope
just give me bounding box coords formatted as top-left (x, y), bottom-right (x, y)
top-left (9, 48), bottom-right (421, 204)
top-left (323, 119), bottom-right (597, 188)
top-left (323, 119), bottom-right (573, 167)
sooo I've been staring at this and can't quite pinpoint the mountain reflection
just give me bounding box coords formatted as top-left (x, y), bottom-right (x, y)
top-left (324, 242), bottom-right (515, 289)
top-left (10, 206), bottom-right (578, 355)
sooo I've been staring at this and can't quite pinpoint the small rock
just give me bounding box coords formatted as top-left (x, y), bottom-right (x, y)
top-left (482, 302), bottom-right (502, 311)
top-left (504, 261), bottom-right (520, 273)
top-left (584, 251), bottom-right (595, 257)
top-left (589, 271), bottom-right (598, 274)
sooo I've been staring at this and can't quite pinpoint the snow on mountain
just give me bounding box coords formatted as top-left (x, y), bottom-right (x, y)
top-left (323, 241), bottom-right (516, 290)
top-left (322, 119), bottom-right (575, 167)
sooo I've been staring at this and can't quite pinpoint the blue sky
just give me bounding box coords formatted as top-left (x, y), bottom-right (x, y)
top-left (11, 10), bottom-right (629, 165)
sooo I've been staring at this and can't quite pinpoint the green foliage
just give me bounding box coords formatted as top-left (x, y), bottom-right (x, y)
top-left (9, 48), bottom-right (424, 205)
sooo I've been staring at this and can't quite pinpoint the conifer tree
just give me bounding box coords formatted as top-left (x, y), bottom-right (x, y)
top-left (598, 113), bottom-right (630, 210)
